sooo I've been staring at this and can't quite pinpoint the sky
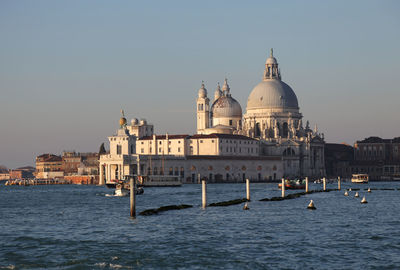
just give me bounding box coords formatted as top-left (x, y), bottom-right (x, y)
top-left (0, 0), bottom-right (399, 169)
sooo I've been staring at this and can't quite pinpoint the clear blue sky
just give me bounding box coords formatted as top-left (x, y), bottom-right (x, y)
top-left (1, 0), bottom-right (399, 169)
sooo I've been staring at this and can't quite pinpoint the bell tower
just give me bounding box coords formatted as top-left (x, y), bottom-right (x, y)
top-left (196, 81), bottom-right (210, 133)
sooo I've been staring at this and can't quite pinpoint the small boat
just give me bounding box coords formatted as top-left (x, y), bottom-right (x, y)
top-left (278, 179), bottom-right (306, 190)
top-left (113, 181), bottom-right (144, 196)
top-left (351, 174), bottom-right (369, 184)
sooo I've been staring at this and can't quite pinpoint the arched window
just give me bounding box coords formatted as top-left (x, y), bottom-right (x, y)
top-left (174, 167), bottom-right (179, 175)
top-left (283, 147), bottom-right (295, 156)
top-left (169, 167), bottom-right (173, 175)
top-left (154, 167), bottom-right (158, 175)
top-left (255, 123), bottom-right (261, 137)
top-left (282, 122), bottom-right (289, 137)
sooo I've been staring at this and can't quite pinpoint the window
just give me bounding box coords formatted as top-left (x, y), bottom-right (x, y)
top-left (141, 148), bottom-right (144, 153)
top-left (117, 145), bottom-right (122, 155)
top-left (130, 145), bottom-right (134, 154)
top-left (211, 140), bottom-right (214, 143)
top-left (168, 148), bottom-right (171, 152)
top-left (159, 148), bottom-right (162, 152)
top-left (178, 147), bottom-right (181, 152)
top-left (159, 141), bottom-right (162, 145)
top-left (200, 140), bottom-right (203, 143)
top-left (229, 120), bottom-right (233, 125)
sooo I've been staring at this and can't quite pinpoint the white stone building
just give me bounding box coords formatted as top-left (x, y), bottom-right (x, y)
top-left (99, 49), bottom-right (325, 185)
top-left (195, 49), bottom-right (325, 178)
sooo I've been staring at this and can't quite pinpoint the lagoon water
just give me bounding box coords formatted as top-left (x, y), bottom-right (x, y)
top-left (1, 182), bottom-right (400, 269)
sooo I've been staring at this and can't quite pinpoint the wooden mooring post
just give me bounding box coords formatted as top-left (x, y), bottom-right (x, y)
top-left (323, 177), bottom-right (326, 191)
top-left (246, 179), bottom-right (250, 201)
top-left (305, 177), bottom-right (309, 193)
top-left (130, 176), bottom-right (136, 218)
top-left (338, 176), bottom-right (341, 190)
top-left (202, 180), bottom-right (207, 208)
top-left (281, 178), bottom-right (285, 198)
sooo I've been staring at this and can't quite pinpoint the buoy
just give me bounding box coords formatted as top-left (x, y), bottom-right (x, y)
top-left (243, 202), bottom-right (249, 210)
top-left (361, 196), bottom-right (368, 204)
top-left (368, 188), bottom-right (371, 193)
top-left (349, 188), bottom-right (352, 191)
top-left (354, 192), bottom-right (359, 198)
top-left (344, 191), bottom-right (349, 196)
top-left (307, 200), bottom-right (316, 210)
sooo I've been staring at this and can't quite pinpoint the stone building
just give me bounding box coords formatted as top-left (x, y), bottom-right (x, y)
top-left (35, 154), bottom-right (64, 179)
top-left (352, 137), bottom-right (400, 180)
top-left (99, 50), bottom-right (325, 184)
top-left (196, 49), bottom-right (325, 178)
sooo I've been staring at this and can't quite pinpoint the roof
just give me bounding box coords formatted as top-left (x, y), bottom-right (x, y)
top-left (190, 133), bottom-right (257, 141)
top-left (187, 155), bottom-right (281, 161)
top-left (139, 134), bottom-right (190, 141)
top-left (357, 136), bottom-right (400, 144)
top-left (36, 154), bottom-right (62, 162)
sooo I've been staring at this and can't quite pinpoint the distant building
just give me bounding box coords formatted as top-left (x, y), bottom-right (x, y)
top-left (0, 166), bottom-right (9, 180)
top-left (62, 151), bottom-right (99, 176)
top-left (9, 166), bottom-right (35, 179)
top-left (352, 137), bottom-right (400, 180)
top-left (324, 143), bottom-right (354, 178)
top-left (35, 154), bottom-right (63, 179)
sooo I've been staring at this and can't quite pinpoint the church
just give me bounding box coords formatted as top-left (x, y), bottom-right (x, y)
top-left (99, 50), bottom-right (325, 185)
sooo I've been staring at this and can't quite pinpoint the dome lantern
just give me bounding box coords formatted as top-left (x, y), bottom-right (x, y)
top-left (119, 109), bottom-right (127, 128)
top-left (214, 82), bottom-right (222, 100)
top-left (264, 48), bottom-right (281, 80)
top-left (198, 81), bottom-right (207, 98)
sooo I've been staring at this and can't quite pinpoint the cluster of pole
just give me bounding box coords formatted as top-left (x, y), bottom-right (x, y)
top-left (131, 175), bottom-right (345, 216)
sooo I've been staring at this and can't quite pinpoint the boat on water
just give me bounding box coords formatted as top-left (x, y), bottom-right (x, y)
top-left (351, 174), bottom-right (369, 183)
top-left (278, 179), bottom-right (306, 190)
top-left (113, 181), bottom-right (144, 197)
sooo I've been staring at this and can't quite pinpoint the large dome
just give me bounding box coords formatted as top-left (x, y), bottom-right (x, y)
top-left (212, 96), bottom-right (242, 118)
top-left (247, 79), bottom-right (298, 110)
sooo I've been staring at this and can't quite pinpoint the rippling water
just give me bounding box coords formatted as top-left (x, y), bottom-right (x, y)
top-left (1, 182), bottom-right (400, 269)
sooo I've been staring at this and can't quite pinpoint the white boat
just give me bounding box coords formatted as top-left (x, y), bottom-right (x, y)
top-left (137, 175), bottom-right (182, 187)
top-left (351, 174), bottom-right (369, 183)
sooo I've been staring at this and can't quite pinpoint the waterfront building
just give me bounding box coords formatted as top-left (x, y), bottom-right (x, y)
top-left (62, 151), bottom-right (99, 176)
top-left (9, 166), bottom-right (35, 179)
top-left (99, 50), bottom-right (325, 184)
top-left (196, 49), bottom-right (325, 178)
top-left (352, 137), bottom-right (400, 180)
top-left (0, 166), bottom-right (10, 180)
top-left (35, 154), bottom-right (63, 179)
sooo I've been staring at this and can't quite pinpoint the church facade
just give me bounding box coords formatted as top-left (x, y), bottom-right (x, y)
top-left (99, 50), bottom-right (325, 185)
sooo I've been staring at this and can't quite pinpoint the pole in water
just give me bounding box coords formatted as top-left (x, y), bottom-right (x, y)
top-left (368, 187), bottom-right (371, 193)
top-left (130, 176), bottom-right (136, 218)
top-left (305, 177), bottom-right (309, 193)
top-left (246, 179), bottom-right (250, 201)
top-left (338, 176), bottom-right (341, 190)
top-left (202, 179), bottom-right (207, 208)
top-left (323, 177), bottom-right (326, 191)
top-left (281, 178), bottom-right (285, 198)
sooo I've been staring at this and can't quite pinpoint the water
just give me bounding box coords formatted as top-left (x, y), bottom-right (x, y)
top-left (1, 182), bottom-right (400, 269)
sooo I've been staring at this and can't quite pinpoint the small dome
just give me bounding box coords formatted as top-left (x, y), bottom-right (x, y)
top-left (247, 80), bottom-right (298, 110)
top-left (119, 117), bottom-right (127, 127)
top-left (198, 82), bottom-right (207, 98)
top-left (131, 118), bottom-right (139, 125)
top-left (214, 83), bottom-right (222, 100)
top-left (212, 96), bottom-right (242, 118)
top-left (266, 56), bottom-right (277, 65)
